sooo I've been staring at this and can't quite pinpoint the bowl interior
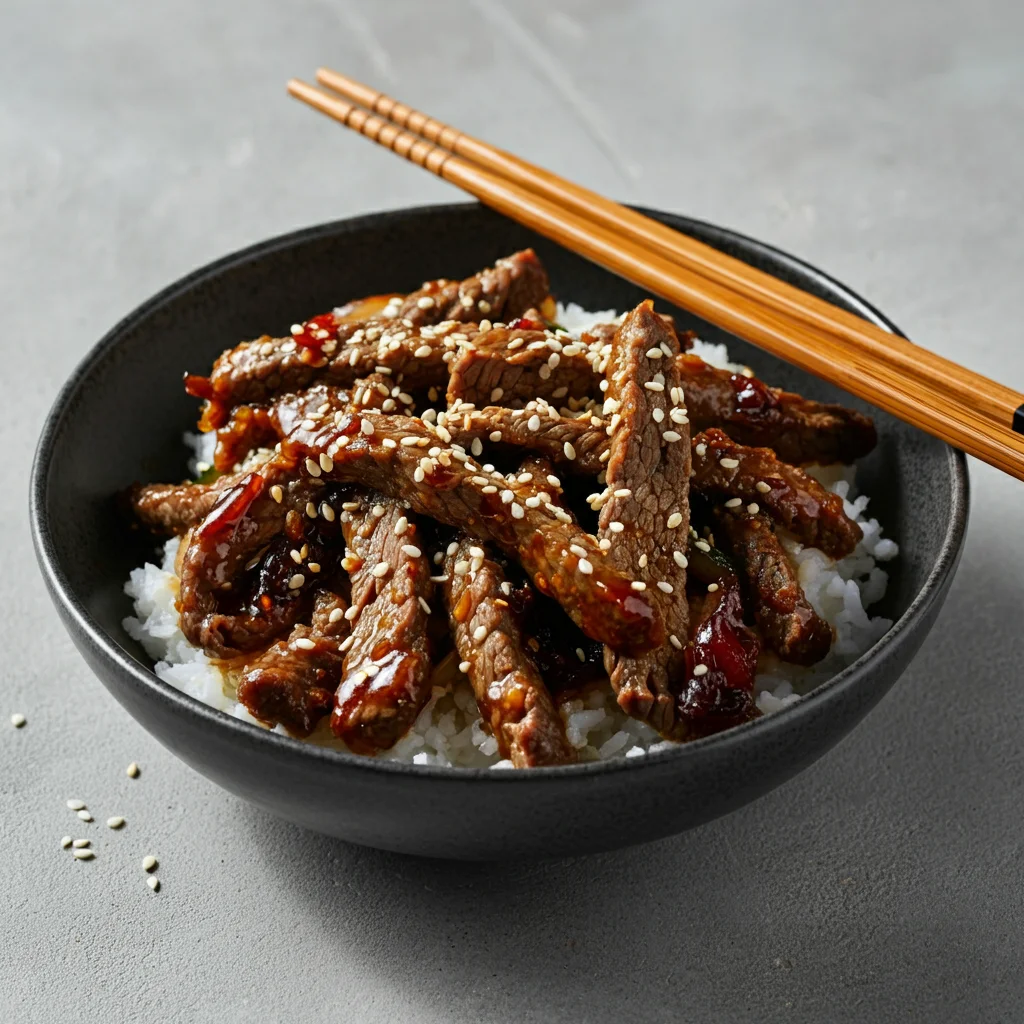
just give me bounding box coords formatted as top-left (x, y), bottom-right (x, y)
top-left (35, 202), bottom-right (960, 743)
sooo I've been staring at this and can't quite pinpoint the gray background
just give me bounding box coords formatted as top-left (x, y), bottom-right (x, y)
top-left (2, 1), bottom-right (1022, 1020)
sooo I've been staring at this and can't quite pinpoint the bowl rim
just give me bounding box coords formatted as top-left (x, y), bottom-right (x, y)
top-left (30, 201), bottom-right (970, 783)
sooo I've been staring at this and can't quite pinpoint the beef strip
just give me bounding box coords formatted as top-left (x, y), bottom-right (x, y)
top-left (677, 354), bottom-right (877, 465)
top-left (176, 470), bottom-right (326, 657)
top-left (442, 537), bottom-right (574, 767)
top-left (330, 495), bottom-right (434, 753)
top-left (441, 407), bottom-right (860, 559)
top-left (236, 589), bottom-right (351, 737)
top-left (596, 301), bottom-right (692, 734)
top-left (446, 325), bottom-right (596, 408)
top-left (130, 468), bottom-right (250, 536)
top-left (692, 428), bottom-right (861, 558)
top-left (268, 408), bottom-right (664, 653)
top-left (393, 248), bottom-right (551, 326)
top-left (712, 507), bottom-right (833, 665)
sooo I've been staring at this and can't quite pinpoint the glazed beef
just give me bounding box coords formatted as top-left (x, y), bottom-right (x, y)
top-left (595, 301), bottom-right (692, 734)
top-left (130, 469), bottom-right (249, 536)
top-left (442, 537), bottom-right (574, 767)
top-left (236, 589), bottom-right (350, 737)
top-left (330, 496), bottom-right (434, 753)
top-left (712, 508), bottom-right (833, 665)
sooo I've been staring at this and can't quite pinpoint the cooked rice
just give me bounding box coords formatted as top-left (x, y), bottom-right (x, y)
top-left (123, 304), bottom-right (898, 768)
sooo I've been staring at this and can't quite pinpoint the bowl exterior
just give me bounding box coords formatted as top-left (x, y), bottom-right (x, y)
top-left (31, 203), bottom-right (969, 859)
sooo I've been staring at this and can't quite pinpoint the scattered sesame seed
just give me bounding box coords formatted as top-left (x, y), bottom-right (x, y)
top-left (667, 512), bottom-right (683, 529)
top-left (458, 660), bottom-right (471, 674)
top-left (564, 442), bottom-right (576, 460)
top-left (724, 498), bottom-right (742, 508)
top-left (747, 503), bottom-right (760, 514)
top-left (478, 300), bottom-right (491, 314)
top-left (695, 443), bottom-right (707, 456)
top-left (646, 348), bottom-right (664, 359)
top-left (77, 811), bottom-right (92, 822)
top-left (321, 503), bottom-right (336, 521)
top-left (10, 713), bottom-right (26, 728)
top-left (652, 408), bottom-right (665, 423)
top-left (126, 763), bottom-right (139, 779)
top-left (340, 636), bottom-right (355, 651)
top-left (693, 664), bottom-right (709, 676)
top-left (294, 638), bottom-right (316, 651)
top-left (371, 561), bottom-right (391, 578)
top-left (73, 838), bottom-right (90, 849)
top-left (608, 521), bottom-right (625, 534)
top-left (720, 457), bottom-right (740, 469)
top-left (106, 816), bottom-right (125, 829)
top-left (673, 551), bottom-right (688, 569)
top-left (328, 608), bottom-right (344, 624)
top-left (707, 583), bottom-right (720, 593)
top-left (669, 634), bottom-right (683, 650)
top-left (414, 345), bottom-right (433, 359)
top-left (657, 581), bottom-right (674, 594)
top-left (360, 418), bottom-right (374, 436)
top-left (416, 296), bottom-right (435, 309)
top-left (141, 855), bottom-right (158, 872)
top-left (695, 540), bottom-right (711, 552)
top-left (578, 558), bottom-right (594, 575)
top-left (66, 799), bottom-right (86, 811)
top-left (471, 438), bottom-right (483, 457)
top-left (418, 597), bottom-right (431, 615)
top-left (643, 381), bottom-right (665, 392)
top-left (319, 453), bottom-right (334, 473)
top-left (372, 504), bottom-right (386, 517)
top-left (289, 549), bottom-right (302, 564)
top-left (490, 387), bottom-right (504, 402)
top-left (630, 581), bottom-right (647, 591)
top-left (304, 457), bottom-right (321, 477)
top-left (72, 849), bottom-right (95, 861)
top-left (489, 430), bottom-right (502, 442)
top-left (599, 538), bottom-right (612, 551)
top-left (613, 488), bottom-right (631, 498)
top-left (527, 414), bottom-right (541, 431)
top-left (401, 544), bottom-right (422, 558)
top-left (638, 553), bottom-right (648, 568)
top-left (394, 516), bottom-right (409, 536)
top-left (288, 573), bottom-right (305, 589)
top-left (472, 625), bottom-right (487, 642)
top-left (570, 544), bottom-right (588, 558)
top-left (662, 430), bottom-right (682, 443)
top-left (510, 503), bottom-right (524, 519)
top-left (147, 877), bottom-right (160, 892)
top-left (61, 836), bottom-right (72, 849)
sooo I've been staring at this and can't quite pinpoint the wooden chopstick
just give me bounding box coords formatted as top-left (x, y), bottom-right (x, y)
top-left (287, 77), bottom-right (1024, 481)
top-left (314, 68), bottom-right (1024, 438)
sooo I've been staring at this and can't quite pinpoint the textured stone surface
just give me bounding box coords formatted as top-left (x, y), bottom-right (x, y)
top-left (2, 0), bottom-right (1023, 1020)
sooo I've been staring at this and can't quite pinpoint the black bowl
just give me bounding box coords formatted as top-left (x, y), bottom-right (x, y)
top-left (30, 203), bottom-right (968, 859)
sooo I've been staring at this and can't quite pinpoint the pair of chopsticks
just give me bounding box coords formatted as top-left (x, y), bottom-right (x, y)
top-left (288, 69), bottom-right (1024, 481)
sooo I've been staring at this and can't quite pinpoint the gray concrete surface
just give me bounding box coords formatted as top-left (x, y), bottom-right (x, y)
top-left (3, 1), bottom-right (1023, 1020)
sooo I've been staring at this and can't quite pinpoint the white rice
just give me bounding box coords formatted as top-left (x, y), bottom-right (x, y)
top-left (123, 304), bottom-right (898, 768)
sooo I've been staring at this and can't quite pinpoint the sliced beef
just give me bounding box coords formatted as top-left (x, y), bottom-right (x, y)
top-left (271, 408), bottom-right (664, 654)
top-left (596, 301), bottom-right (692, 735)
top-left (712, 508), bottom-right (833, 665)
top-left (678, 354), bottom-right (877, 466)
top-left (130, 469), bottom-right (248, 536)
top-left (394, 248), bottom-right (550, 326)
top-left (442, 537), bottom-right (575, 767)
top-left (692, 428), bottom-right (861, 558)
top-left (236, 589), bottom-right (350, 737)
top-left (446, 325), bottom-right (596, 408)
top-left (330, 496), bottom-right (434, 754)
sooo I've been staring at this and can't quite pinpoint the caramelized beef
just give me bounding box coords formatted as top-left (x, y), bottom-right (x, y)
top-left (330, 496), bottom-right (434, 753)
top-left (130, 469), bottom-right (248, 536)
top-left (442, 537), bottom-right (574, 767)
top-left (596, 301), bottom-right (691, 734)
top-left (712, 508), bottom-right (832, 665)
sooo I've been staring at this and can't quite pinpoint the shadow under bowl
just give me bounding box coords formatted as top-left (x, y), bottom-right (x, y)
top-left (30, 203), bottom-right (968, 859)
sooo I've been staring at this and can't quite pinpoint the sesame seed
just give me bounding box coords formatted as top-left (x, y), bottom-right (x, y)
top-left (73, 838), bottom-right (90, 848)
top-left (570, 544), bottom-right (588, 558)
top-left (527, 414), bottom-right (541, 431)
top-left (667, 512), bottom-right (683, 529)
top-left (673, 551), bottom-right (688, 569)
top-left (321, 503), bottom-right (336, 521)
top-left (652, 408), bottom-right (665, 423)
top-left (304, 457), bottom-right (321, 477)
top-left (500, 582), bottom-right (512, 596)
top-left (639, 554), bottom-right (648, 568)
top-left (416, 296), bottom-right (435, 309)
top-left (301, 418), bottom-right (317, 430)
top-left (148, 877), bottom-right (161, 892)
top-left (657, 581), bottom-right (674, 594)
top-left (289, 549), bottom-right (302, 564)
top-left (77, 810), bottom-right (92, 822)
top-left (546, 474), bottom-right (561, 489)
top-left (613, 488), bottom-right (631, 498)
top-left (472, 625), bottom-right (487, 642)
top-left (478, 300), bottom-right (491, 314)
top-left (66, 799), bottom-right (86, 811)
top-left (10, 713), bottom-right (25, 728)
top-left (707, 583), bottom-right (720, 593)
top-left (401, 544), bottom-right (422, 558)
top-left (319, 453), bottom-right (334, 472)
top-left (630, 581), bottom-right (647, 591)
top-left (578, 558), bottom-right (594, 575)
top-left (414, 345), bottom-right (433, 359)
top-left (755, 481), bottom-right (772, 495)
top-left (538, 364), bottom-right (552, 380)
top-left (510, 503), bottom-right (524, 519)
top-left (294, 638), bottom-right (316, 651)
top-left (693, 664), bottom-right (709, 677)
top-left (288, 573), bottom-right (305, 589)
top-left (126, 763), bottom-right (139, 779)
top-left (747, 503), bottom-right (760, 514)
top-left (471, 438), bottom-right (483, 457)
top-left (360, 418), bottom-right (374, 435)
top-left (72, 849), bottom-right (95, 861)
top-left (662, 430), bottom-right (682, 443)
top-left (490, 387), bottom-right (504, 402)
top-left (646, 348), bottom-right (664, 359)
top-left (643, 381), bottom-right (665, 392)
top-left (720, 457), bottom-right (740, 469)
top-left (724, 498), bottom-right (743, 508)
top-left (695, 443), bottom-right (707, 457)
top-left (489, 430), bottom-right (502, 442)
top-left (418, 597), bottom-right (431, 615)
top-left (371, 562), bottom-right (390, 578)
top-left (61, 836), bottom-right (72, 848)
top-left (328, 607), bottom-right (344, 624)
top-left (340, 636), bottom-right (355, 651)
top-left (669, 634), bottom-right (683, 650)
top-left (106, 816), bottom-right (125, 829)
top-left (564, 442), bottom-right (576, 460)
top-left (453, 560), bottom-right (469, 575)
top-left (599, 538), bottom-right (611, 551)
top-left (394, 516), bottom-right (409, 535)
top-left (458, 660), bottom-right (471, 674)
